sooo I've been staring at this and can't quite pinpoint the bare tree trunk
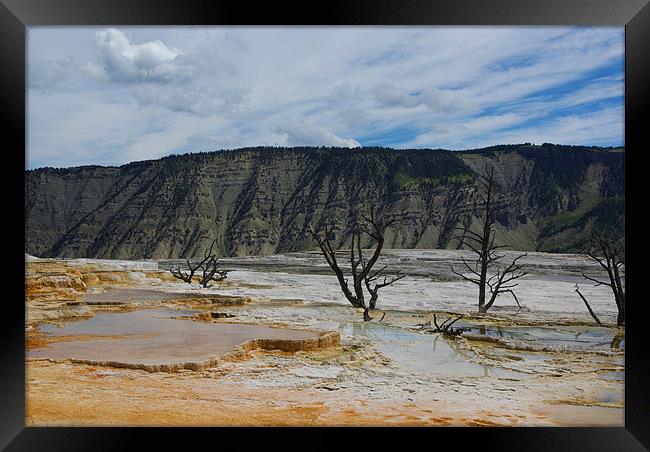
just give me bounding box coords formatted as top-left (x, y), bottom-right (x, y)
top-left (616, 304), bottom-right (625, 327)
top-left (582, 230), bottom-right (625, 327)
top-left (368, 293), bottom-right (378, 310)
top-left (613, 265), bottom-right (625, 326)
top-left (477, 171), bottom-right (493, 313)
top-left (574, 285), bottom-right (602, 325)
top-left (364, 265), bottom-right (403, 310)
top-left (478, 270), bottom-right (487, 312)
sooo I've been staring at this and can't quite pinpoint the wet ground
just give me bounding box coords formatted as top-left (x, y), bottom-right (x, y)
top-left (30, 308), bottom-right (321, 367)
top-left (322, 321), bottom-right (527, 379)
top-left (26, 250), bottom-right (625, 426)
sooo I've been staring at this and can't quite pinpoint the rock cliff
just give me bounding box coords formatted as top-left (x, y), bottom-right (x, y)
top-left (26, 144), bottom-right (624, 258)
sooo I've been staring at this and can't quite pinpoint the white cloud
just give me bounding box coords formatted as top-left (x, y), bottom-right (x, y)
top-left (26, 27), bottom-right (624, 168)
top-left (89, 28), bottom-right (185, 83)
top-left (81, 28), bottom-right (251, 117)
top-left (27, 90), bottom-right (159, 167)
top-left (496, 106), bottom-right (624, 147)
top-left (274, 122), bottom-right (361, 148)
top-left (331, 82), bottom-right (365, 100)
top-left (372, 82), bottom-right (478, 114)
top-left (28, 58), bottom-right (76, 92)
top-left (133, 84), bottom-right (250, 117)
top-left (338, 109), bottom-right (372, 128)
top-left (408, 107), bottom-right (623, 150)
top-left (409, 113), bottom-right (526, 148)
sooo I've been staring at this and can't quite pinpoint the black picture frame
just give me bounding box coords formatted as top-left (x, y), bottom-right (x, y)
top-left (2, 0), bottom-right (648, 449)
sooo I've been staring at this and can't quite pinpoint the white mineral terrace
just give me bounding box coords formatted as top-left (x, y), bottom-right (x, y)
top-left (155, 249), bottom-right (620, 323)
top-left (26, 249), bottom-right (624, 426)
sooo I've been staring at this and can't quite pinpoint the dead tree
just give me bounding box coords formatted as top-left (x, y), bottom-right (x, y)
top-left (364, 265), bottom-right (405, 309)
top-left (432, 314), bottom-right (464, 337)
top-left (308, 207), bottom-right (403, 320)
top-left (415, 313), bottom-right (465, 336)
top-left (483, 253), bottom-right (527, 312)
top-left (574, 284), bottom-right (602, 325)
top-left (170, 262), bottom-right (196, 284)
top-left (451, 165), bottom-right (528, 313)
top-left (170, 240), bottom-right (229, 288)
top-left (581, 229), bottom-right (625, 326)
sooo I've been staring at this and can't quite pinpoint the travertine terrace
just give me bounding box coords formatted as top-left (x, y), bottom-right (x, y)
top-left (25, 251), bottom-right (624, 426)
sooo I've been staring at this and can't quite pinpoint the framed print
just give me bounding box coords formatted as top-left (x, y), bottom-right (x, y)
top-left (2, 0), bottom-right (648, 449)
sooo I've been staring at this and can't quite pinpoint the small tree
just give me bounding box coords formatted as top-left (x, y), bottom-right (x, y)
top-left (580, 229), bottom-right (625, 326)
top-left (308, 207), bottom-right (404, 320)
top-left (170, 240), bottom-right (229, 288)
top-left (451, 165), bottom-right (527, 313)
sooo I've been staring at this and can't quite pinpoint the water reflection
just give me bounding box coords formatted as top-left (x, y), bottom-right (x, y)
top-left (332, 321), bottom-right (525, 379)
top-left (468, 323), bottom-right (624, 352)
top-left (610, 332), bottom-right (624, 350)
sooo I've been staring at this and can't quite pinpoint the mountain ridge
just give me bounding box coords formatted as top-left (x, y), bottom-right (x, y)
top-left (25, 144), bottom-right (625, 259)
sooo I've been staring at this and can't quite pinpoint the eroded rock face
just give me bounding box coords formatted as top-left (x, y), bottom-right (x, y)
top-left (96, 272), bottom-right (125, 282)
top-left (25, 260), bottom-right (186, 324)
top-left (26, 145), bottom-right (624, 259)
top-left (26, 274), bottom-right (86, 293)
top-left (26, 270), bottom-right (88, 303)
top-left (80, 273), bottom-right (100, 286)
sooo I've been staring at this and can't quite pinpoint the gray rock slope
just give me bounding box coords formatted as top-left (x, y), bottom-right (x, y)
top-left (26, 144), bottom-right (624, 259)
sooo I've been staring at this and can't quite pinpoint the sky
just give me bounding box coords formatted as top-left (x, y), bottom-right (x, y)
top-left (27, 26), bottom-right (624, 169)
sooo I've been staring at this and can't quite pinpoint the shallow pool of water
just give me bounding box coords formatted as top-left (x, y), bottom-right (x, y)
top-left (457, 322), bottom-right (624, 352)
top-left (314, 321), bottom-right (526, 379)
top-left (31, 308), bottom-right (320, 366)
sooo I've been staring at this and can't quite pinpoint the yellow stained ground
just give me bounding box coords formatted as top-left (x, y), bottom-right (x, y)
top-left (27, 360), bottom-right (522, 427)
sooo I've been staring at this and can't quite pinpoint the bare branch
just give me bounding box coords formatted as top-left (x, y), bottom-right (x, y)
top-left (431, 314), bottom-right (464, 336)
top-left (451, 265), bottom-right (481, 285)
top-left (581, 272), bottom-right (612, 288)
top-left (575, 284), bottom-right (602, 325)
